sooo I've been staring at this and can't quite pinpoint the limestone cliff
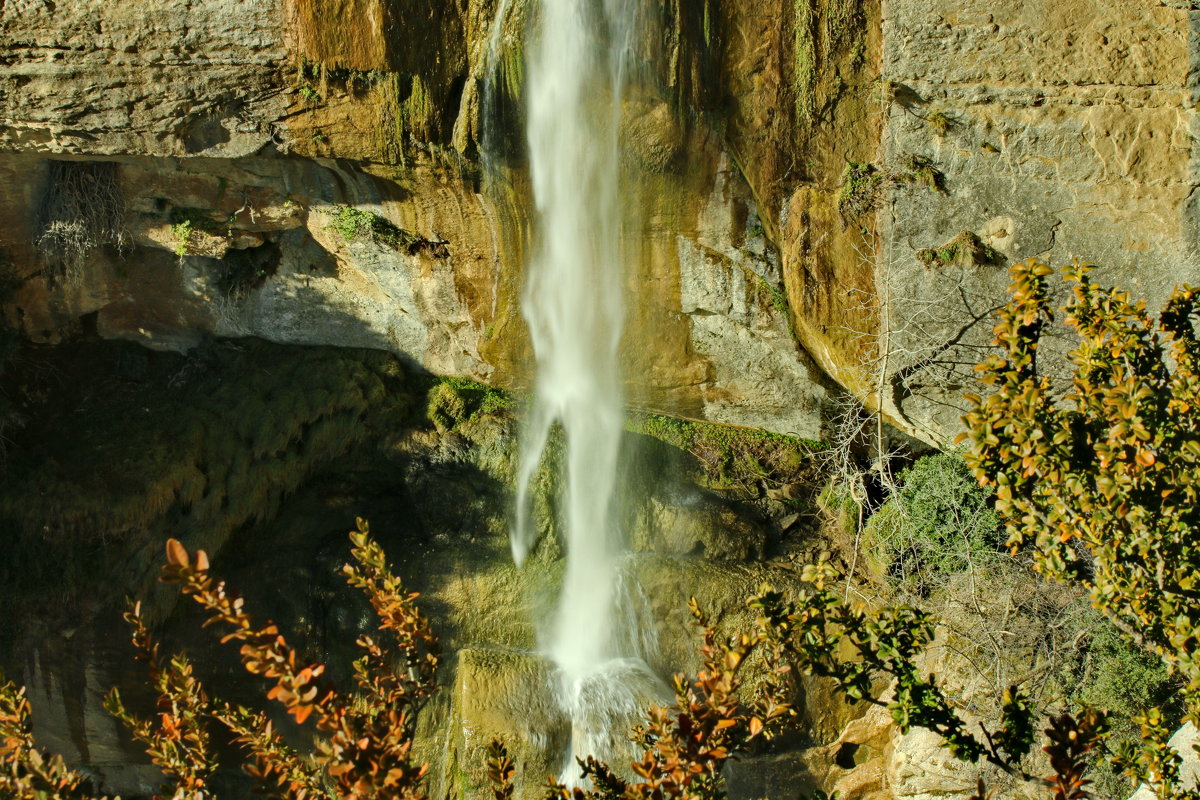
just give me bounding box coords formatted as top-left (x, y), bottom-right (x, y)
top-left (0, 0), bottom-right (836, 440)
top-left (5, 0), bottom-right (1193, 445)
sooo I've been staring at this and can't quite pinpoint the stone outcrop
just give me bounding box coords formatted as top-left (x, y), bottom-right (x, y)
top-left (0, 0), bottom-right (835, 440)
top-left (2, 1), bottom-right (1198, 797)
top-left (1128, 723), bottom-right (1200, 800)
top-left (5, 0), bottom-right (1193, 444)
top-left (871, 0), bottom-right (1200, 441)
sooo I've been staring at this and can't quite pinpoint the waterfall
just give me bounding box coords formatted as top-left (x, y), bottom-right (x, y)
top-left (505, 0), bottom-right (659, 782)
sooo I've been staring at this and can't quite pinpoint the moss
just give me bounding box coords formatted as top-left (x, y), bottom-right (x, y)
top-left (0, 340), bottom-right (408, 544)
top-left (838, 161), bottom-right (882, 217)
top-left (369, 71), bottom-right (441, 165)
top-left (628, 412), bottom-right (823, 497)
top-left (793, 0), bottom-right (864, 131)
top-left (896, 154), bottom-right (946, 193)
top-left (759, 277), bottom-right (797, 339)
top-left (0, 338), bottom-right (415, 646)
top-left (793, 0), bottom-right (817, 129)
top-left (423, 377), bottom-right (513, 433)
top-left (926, 111), bottom-right (951, 137)
top-left (915, 230), bottom-right (1002, 268)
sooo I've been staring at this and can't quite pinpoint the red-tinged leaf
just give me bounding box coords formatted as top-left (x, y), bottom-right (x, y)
top-left (292, 704), bottom-right (313, 725)
top-left (195, 550), bottom-right (210, 571)
top-left (748, 717), bottom-right (764, 737)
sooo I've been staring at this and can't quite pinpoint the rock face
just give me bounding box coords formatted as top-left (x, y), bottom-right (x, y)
top-left (4, 0), bottom-right (1192, 443)
top-left (1, 1), bottom-right (1197, 795)
top-left (3, 1), bottom-right (1198, 443)
top-left (871, 0), bottom-right (1200, 441)
top-left (0, 0), bottom-right (834, 440)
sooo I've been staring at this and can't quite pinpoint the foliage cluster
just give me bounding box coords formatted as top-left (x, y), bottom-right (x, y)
top-left (0, 523), bottom-right (794, 800)
top-left (172, 219), bottom-right (194, 258)
top-left (6, 259), bottom-right (1200, 800)
top-left (3, 521), bottom-right (438, 800)
top-left (0, 341), bottom-right (401, 547)
top-left (838, 161), bottom-right (883, 218)
top-left (926, 111), bottom-right (951, 137)
top-left (916, 231), bottom-right (1001, 269)
top-left (963, 258), bottom-right (1200, 796)
top-left (327, 206), bottom-right (449, 258)
top-left (628, 412), bottom-right (821, 499)
top-left (425, 377), bottom-right (512, 433)
top-left (168, 207), bottom-right (242, 260)
top-left (838, 155), bottom-right (947, 223)
top-left (863, 451), bottom-right (1001, 593)
top-left (1062, 623), bottom-right (1183, 798)
top-left (895, 154), bottom-right (945, 193)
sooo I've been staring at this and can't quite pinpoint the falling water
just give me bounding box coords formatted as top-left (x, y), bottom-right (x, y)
top-left (506, 0), bottom-right (659, 781)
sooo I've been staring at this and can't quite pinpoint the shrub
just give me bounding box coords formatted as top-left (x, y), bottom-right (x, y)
top-left (1049, 619), bottom-right (1183, 799)
top-left (964, 258), bottom-right (1200, 796)
top-left (327, 206), bottom-right (449, 258)
top-left (0, 524), bottom-right (793, 800)
top-left (864, 451), bottom-right (1001, 592)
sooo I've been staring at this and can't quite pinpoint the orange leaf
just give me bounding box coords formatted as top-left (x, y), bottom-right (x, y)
top-left (165, 539), bottom-right (189, 568)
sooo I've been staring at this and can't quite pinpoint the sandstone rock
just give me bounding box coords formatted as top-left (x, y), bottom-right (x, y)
top-left (0, 0), bottom-right (839, 439)
top-left (875, 0), bottom-right (1200, 443)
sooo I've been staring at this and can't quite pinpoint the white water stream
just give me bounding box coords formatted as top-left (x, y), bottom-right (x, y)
top-left (502, 0), bottom-right (659, 781)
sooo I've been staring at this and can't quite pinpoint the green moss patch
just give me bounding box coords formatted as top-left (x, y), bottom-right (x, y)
top-left (627, 412), bottom-right (823, 499)
top-left (895, 154), bottom-right (946, 193)
top-left (328, 205), bottom-right (449, 258)
top-left (916, 230), bottom-right (1002, 268)
top-left (838, 161), bottom-right (883, 218)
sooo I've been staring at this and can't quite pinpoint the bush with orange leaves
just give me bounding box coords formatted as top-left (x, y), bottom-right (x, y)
top-left (0, 513), bottom-right (798, 800)
top-left (1, 518), bottom-right (439, 800)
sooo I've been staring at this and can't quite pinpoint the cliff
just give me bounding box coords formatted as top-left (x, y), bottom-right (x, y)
top-left (1, 2), bottom-right (1198, 798)
top-left (4, 0), bottom-right (1195, 444)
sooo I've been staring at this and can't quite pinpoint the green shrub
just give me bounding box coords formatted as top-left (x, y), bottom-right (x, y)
top-left (864, 451), bottom-right (1001, 591)
top-left (1063, 621), bottom-right (1183, 798)
top-left (838, 161), bottom-right (882, 217)
top-left (171, 219), bottom-right (193, 258)
top-left (327, 205), bottom-right (448, 257)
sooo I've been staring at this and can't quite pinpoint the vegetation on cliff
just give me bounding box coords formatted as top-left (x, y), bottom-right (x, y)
top-left (2, 260), bottom-right (1198, 800)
